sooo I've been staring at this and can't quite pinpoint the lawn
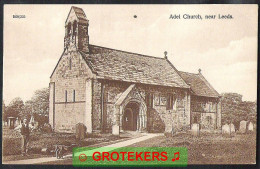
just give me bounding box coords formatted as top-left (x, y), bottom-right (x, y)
top-left (3, 129), bottom-right (256, 165)
top-left (2, 128), bottom-right (124, 162)
top-left (127, 132), bottom-right (256, 164)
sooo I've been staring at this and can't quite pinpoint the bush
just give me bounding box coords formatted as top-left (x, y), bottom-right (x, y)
top-left (3, 137), bottom-right (22, 155)
top-left (34, 114), bottom-right (49, 127)
top-left (40, 123), bottom-right (53, 133)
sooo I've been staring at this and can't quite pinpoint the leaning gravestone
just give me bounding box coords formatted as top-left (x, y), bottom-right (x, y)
top-left (248, 122), bottom-right (254, 132)
top-left (191, 123), bottom-right (200, 136)
top-left (239, 121), bottom-right (247, 134)
top-left (222, 124), bottom-right (230, 136)
top-left (75, 123), bottom-right (86, 140)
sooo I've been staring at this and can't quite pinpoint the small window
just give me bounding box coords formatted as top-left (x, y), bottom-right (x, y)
top-left (73, 90), bottom-right (76, 102)
top-left (146, 93), bottom-right (154, 108)
top-left (65, 90), bottom-right (67, 102)
top-left (69, 58), bottom-right (72, 70)
top-left (206, 116), bottom-right (212, 125)
top-left (166, 93), bottom-right (174, 110)
top-left (73, 20), bottom-right (77, 36)
top-left (67, 22), bottom-right (71, 36)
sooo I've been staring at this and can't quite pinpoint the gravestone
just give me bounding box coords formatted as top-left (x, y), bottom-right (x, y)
top-left (15, 118), bottom-right (20, 127)
top-left (164, 125), bottom-right (174, 137)
top-left (239, 121), bottom-right (247, 133)
top-left (191, 123), bottom-right (200, 136)
top-left (248, 122), bottom-right (254, 132)
top-left (112, 125), bottom-right (120, 135)
top-left (230, 123), bottom-right (235, 133)
top-left (222, 124), bottom-right (230, 136)
top-left (75, 123), bottom-right (86, 140)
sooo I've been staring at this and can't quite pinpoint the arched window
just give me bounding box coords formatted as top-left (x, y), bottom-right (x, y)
top-left (73, 20), bottom-right (77, 36)
top-left (67, 22), bottom-right (71, 36)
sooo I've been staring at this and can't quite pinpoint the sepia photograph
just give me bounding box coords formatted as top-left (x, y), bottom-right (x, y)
top-left (2, 4), bottom-right (258, 166)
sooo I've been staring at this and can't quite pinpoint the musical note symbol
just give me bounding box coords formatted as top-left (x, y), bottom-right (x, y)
top-left (172, 152), bottom-right (180, 161)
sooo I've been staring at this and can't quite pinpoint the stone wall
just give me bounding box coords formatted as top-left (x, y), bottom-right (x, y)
top-left (99, 80), bottom-right (190, 133)
top-left (200, 112), bottom-right (216, 130)
top-left (103, 81), bottom-right (129, 132)
top-left (151, 89), bottom-right (190, 133)
top-left (191, 95), bottom-right (219, 130)
top-left (50, 49), bottom-right (93, 132)
top-left (92, 80), bottom-right (102, 131)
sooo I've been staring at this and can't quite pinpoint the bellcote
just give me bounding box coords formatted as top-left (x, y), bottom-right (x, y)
top-left (64, 6), bottom-right (89, 53)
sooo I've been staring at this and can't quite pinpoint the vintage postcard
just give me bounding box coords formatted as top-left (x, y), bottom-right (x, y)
top-left (2, 4), bottom-right (257, 165)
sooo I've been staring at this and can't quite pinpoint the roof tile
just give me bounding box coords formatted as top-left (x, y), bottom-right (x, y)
top-left (179, 71), bottom-right (219, 98)
top-left (81, 45), bottom-right (189, 88)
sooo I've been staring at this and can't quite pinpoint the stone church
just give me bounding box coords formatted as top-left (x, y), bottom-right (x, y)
top-left (49, 6), bottom-right (221, 135)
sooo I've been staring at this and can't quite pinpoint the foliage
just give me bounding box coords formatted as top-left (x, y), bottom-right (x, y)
top-left (34, 113), bottom-right (49, 127)
top-left (4, 88), bottom-right (49, 126)
top-left (23, 88), bottom-right (49, 116)
top-left (40, 123), bottom-right (53, 133)
top-left (4, 97), bottom-right (24, 121)
top-left (22, 87), bottom-right (49, 125)
top-left (221, 93), bottom-right (257, 129)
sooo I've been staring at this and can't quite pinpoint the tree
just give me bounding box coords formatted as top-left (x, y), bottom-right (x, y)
top-left (23, 87), bottom-right (49, 126)
top-left (30, 88), bottom-right (49, 115)
top-left (5, 97), bottom-right (24, 121)
top-left (221, 93), bottom-right (257, 130)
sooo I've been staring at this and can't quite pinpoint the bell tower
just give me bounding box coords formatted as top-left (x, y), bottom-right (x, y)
top-left (64, 6), bottom-right (89, 53)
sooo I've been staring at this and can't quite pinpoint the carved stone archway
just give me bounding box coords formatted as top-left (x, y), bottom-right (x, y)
top-left (112, 84), bottom-right (147, 135)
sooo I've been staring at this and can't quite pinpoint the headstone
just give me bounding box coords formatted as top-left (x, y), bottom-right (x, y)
top-left (34, 121), bottom-right (39, 129)
top-left (222, 124), bottom-right (230, 136)
top-left (191, 123), bottom-right (200, 136)
top-left (41, 148), bottom-right (50, 154)
top-left (30, 116), bottom-right (35, 124)
top-left (248, 122), bottom-right (254, 132)
top-left (230, 123), bottom-right (235, 133)
top-left (75, 123), bottom-right (86, 140)
top-left (239, 120), bottom-right (247, 133)
top-left (112, 125), bottom-right (120, 135)
top-left (15, 118), bottom-right (20, 127)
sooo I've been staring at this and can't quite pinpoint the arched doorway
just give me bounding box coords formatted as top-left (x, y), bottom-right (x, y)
top-left (122, 102), bottom-right (139, 131)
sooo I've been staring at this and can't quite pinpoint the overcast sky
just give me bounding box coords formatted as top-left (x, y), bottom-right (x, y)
top-left (3, 5), bottom-right (258, 104)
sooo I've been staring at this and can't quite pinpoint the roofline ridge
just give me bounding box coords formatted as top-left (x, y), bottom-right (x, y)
top-left (165, 59), bottom-right (190, 89)
top-left (179, 71), bottom-right (199, 75)
top-left (198, 73), bottom-right (220, 97)
top-left (89, 44), bottom-right (165, 60)
top-left (50, 49), bottom-right (65, 78)
top-left (72, 6), bottom-right (82, 9)
top-left (79, 51), bottom-right (98, 74)
top-left (65, 6), bottom-right (87, 24)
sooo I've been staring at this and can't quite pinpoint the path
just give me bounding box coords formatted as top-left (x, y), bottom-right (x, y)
top-left (3, 133), bottom-right (160, 165)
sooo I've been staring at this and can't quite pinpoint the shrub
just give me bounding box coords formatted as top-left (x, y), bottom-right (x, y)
top-left (3, 137), bottom-right (22, 155)
top-left (40, 123), bottom-right (53, 133)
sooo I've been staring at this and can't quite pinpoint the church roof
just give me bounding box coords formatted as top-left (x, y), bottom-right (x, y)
top-left (178, 71), bottom-right (220, 98)
top-left (65, 6), bottom-right (88, 24)
top-left (71, 6), bottom-right (88, 21)
top-left (80, 45), bottom-right (190, 89)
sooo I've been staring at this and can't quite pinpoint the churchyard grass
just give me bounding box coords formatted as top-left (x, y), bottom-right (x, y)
top-left (2, 128), bottom-right (122, 161)
top-left (128, 131), bottom-right (256, 164)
